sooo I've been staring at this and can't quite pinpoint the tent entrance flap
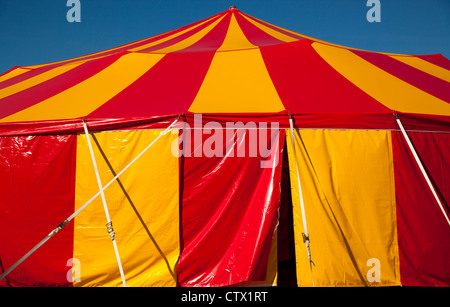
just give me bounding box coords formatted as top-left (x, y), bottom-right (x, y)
top-left (277, 141), bottom-right (298, 287)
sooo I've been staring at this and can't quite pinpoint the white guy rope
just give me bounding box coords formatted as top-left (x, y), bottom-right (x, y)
top-left (82, 120), bottom-right (127, 287)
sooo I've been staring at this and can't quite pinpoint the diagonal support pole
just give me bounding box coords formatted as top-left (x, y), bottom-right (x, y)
top-left (82, 120), bottom-right (127, 287)
top-left (395, 114), bottom-right (450, 227)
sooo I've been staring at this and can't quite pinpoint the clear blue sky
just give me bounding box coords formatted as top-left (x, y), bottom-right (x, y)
top-left (1, 0), bottom-right (449, 74)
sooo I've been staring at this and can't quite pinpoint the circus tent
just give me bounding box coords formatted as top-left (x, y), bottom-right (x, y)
top-left (0, 7), bottom-right (449, 287)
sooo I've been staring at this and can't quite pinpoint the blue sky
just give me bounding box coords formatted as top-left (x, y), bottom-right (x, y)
top-left (1, 0), bottom-right (449, 74)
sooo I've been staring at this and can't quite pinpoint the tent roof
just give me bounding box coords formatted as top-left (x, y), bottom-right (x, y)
top-left (0, 7), bottom-right (449, 135)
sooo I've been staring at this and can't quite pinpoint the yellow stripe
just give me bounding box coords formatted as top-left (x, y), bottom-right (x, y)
top-left (189, 48), bottom-right (284, 113)
top-left (217, 14), bottom-right (257, 51)
top-left (246, 15), bottom-right (412, 56)
top-left (25, 53), bottom-right (113, 70)
top-left (24, 53), bottom-right (131, 72)
top-left (312, 42), bottom-right (450, 116)
top-left (0, 63), bottom-right (82, 100)
top-left (1, 53), bottom-right (165, 122)
top-left (25, 16), bottom-right (221, 68)
top-left (240, 14), bottom-right (333, 44)
top-left (287, 129), bottom-right (400, 287)
top-left (240, 14), bottom-right (298, 43)
top-left (74, 129), bottom-right (179, 287)
top-left (26, 21), bottom-right (209, 68)
top-left (129, 14), bottom-right (222, 53)
top-left (390, 55), bottom-right (450, 83)
top-left (150, 15), bottom-right (225, 53)
top-left (0, 67), bottom-right (30, 83)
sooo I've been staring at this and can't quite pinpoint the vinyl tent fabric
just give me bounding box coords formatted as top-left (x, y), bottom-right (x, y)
top-left (0, 135), bottom-right (76, 287)
top-left (391, 131), bottom-right (450, 286)
top-left (177, 128), bottom-right (283, 287)
top-left (0, 7), bottom-right (449, 287)
top-left (0, 7), bottom-right (449, 133)
top-left (73, 129), bottom-right (180, 287)
top-left (286, 129), bottom-right (400, 287)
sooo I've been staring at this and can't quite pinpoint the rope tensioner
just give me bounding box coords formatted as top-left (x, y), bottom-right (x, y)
top-left (106, 221), bottom-right (116, 241)
top-left (302, 232), bottom-right (309, 243)
top-left (54, 219), bottom-right (70, 235)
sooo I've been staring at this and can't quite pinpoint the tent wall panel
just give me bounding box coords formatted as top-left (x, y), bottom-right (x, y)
top-left (391, 131), bottom-right (450, 286)
top-left (0, 135), bottom-right (76, 287)
top-left (177, 128), bottom-right (284, 286)
top-left (286, 129), bottom-right (400, 287)
top-left (73, 129), bottom-right (179, 287)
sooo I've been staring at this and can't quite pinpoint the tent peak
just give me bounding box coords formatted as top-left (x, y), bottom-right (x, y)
top-left (228, 5), bottom-right (237, 11)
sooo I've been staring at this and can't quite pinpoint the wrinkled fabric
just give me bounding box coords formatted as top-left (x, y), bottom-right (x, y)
top-left (287, 129), bottom-right (400, 287)
top-left (74, 129), bottom-right (180, 287)
top-left (0, 135), bottom-right (76, 287)
top-left (392, 131), bottom-right (450, 287)
top-left (177, 127), bottom-right (284, 286)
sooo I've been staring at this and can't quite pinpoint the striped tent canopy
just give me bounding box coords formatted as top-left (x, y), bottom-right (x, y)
top-left (1, 7), bottom-right (449, 288)
top-left (0, 6), bottom-right (449, 135)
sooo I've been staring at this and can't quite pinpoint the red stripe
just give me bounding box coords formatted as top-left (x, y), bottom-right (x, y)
top-left (352, 50), bottom-right (450, 103)
top-left (392, 131), bottom-right (450, 286)
top-left (418, 54), bottom-right (450, 70)
top-left (88, 52), bottom-right (215, 118)
top-left (0, 66), bottom-right (22, 78)
top-left (0, 53), bottom-right (123, 120)
top-left (111, 11), bottom-right (226, 52)
top-left (176, 12), bottom-right (231, 53)
top-left (136, 13), bottom-right (226, 53)
top-left (0, 12), bottom-right (225, 88)
top-left (0, 66), bottom-right (55, 91)
top-left (33, 11), bottom-right (227, 68)
top-left (0, 134), bottom-right (76, 287)
top-left (234, 11), bottom-right (285, 47)
top-left (260, 40), bottom-right (390, 115)
top-left (240, 11), bottom-right (306, 41)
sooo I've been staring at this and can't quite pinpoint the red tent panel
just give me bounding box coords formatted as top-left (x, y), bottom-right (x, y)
top-left (392, 131), bottom-right (450, 286)
top-left (0, 135), bottom-right (76, 287)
